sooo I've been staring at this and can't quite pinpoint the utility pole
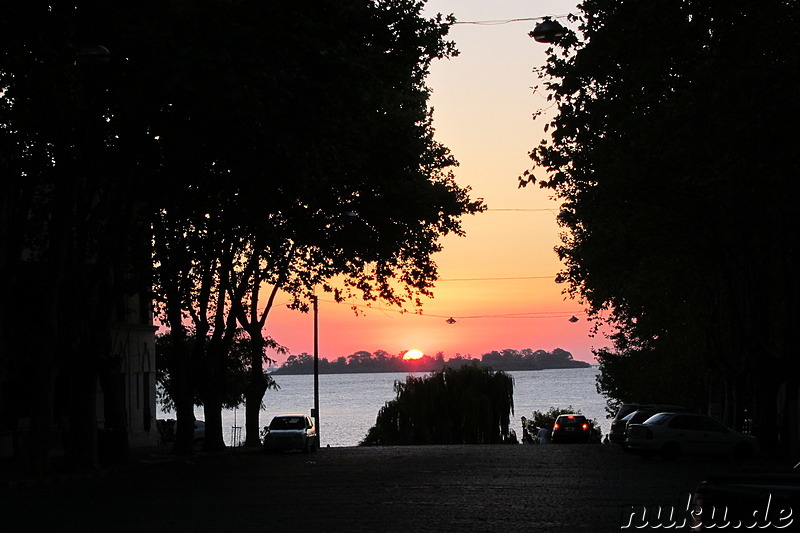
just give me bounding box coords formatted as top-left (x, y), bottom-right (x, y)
top-left (312, 295), bottom-right (320, 446)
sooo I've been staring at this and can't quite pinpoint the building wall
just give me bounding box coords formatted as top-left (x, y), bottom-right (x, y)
top-left (110, 323), bottom-right (159, 448)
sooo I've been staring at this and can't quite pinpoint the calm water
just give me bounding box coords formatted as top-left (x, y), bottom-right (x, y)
top-left (160, 366), bottom-right (607, 447)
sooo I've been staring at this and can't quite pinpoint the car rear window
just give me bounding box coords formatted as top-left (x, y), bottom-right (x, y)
top-left (614, 405), bottom-right (640, 420)
top-left (270, 417), bottom-right (305, 430)
top-left (557, 415), bottom-right (587, 425)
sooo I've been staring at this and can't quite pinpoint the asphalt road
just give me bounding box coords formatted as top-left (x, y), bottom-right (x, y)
top-left (1, 443), bottom-right (762, 532)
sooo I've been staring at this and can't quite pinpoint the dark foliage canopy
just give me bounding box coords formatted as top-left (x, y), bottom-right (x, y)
top-left (0, 0), bottom-right (483, 463)
top-left (524, 0), bottom-right (800, 453)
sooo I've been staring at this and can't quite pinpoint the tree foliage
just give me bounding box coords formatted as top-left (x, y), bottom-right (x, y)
top-left (360, 364), bottom-right (516, 445)
top-left (525, 0), bottom-right (800, 457)
top-left (155, 330), bottom-right (281, 411)
top-left (142, 0), bottom-right (483, 452)
top-left (1, 0), bottom-right (482, 466)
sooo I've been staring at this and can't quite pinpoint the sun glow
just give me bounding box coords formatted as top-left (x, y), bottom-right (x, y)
top-left (403, 349), bottom-right (424, 360)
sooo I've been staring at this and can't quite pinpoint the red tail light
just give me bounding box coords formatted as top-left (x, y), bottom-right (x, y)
top-left (582, 423), bottom-right (589, 430)
top-left (553, 423), bottom-right (560, 430)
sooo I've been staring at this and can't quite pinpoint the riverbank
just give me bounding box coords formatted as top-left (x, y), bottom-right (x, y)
top-left (1, 443), bottom-right (758, 531)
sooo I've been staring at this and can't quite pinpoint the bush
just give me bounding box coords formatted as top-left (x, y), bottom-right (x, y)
top-left (360, 364), bottom-right (516, 445)
top-left (522, 406), bottom-right (602, 443)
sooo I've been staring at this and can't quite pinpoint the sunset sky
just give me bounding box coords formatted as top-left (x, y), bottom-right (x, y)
top-left (264, 0), bottom-right (605, 365)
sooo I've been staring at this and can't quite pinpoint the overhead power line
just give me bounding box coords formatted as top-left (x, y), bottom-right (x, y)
top-left (451, 14), bottom-right (570, 26)
top-left (315, 297), bottom-right (582, 322)
top-left (486, 208), bottom-right (558, 213)
top-left (437, 276), bottom-right (553, 282)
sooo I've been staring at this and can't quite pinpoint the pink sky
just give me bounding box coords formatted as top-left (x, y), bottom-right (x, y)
top-left (263, 0), bottom-right (606, 365)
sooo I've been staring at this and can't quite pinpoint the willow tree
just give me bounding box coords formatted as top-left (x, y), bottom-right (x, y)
top-left (361, 365), bottom-right (515, 445)
top-left (524, 0), bottom-right (800, 457)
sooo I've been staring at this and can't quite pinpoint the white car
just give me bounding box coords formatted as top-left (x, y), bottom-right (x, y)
top-left (625, 412), bottom-right (758, 460)
top-left (263, 414), bottom-right (318, 453)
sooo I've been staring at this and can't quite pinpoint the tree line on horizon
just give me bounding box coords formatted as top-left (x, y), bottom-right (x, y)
top-left (272, 347), bottom-right (589, 375)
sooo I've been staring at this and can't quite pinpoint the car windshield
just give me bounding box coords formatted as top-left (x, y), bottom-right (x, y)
top-left (270, 417), bottom-right (305, 430)
top-left (630, 411), bottom-right (655, 423)
top-left (643, 413), bottom-right (670, 425)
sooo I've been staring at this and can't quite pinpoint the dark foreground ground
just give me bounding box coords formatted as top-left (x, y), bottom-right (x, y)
top-left (0, 444), bottom-right (773, 532)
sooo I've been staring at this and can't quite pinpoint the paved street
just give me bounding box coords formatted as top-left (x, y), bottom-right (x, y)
top-left (1, 444), bottom-right (758, 532)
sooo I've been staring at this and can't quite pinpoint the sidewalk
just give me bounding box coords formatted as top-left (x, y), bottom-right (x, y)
top-left (0, 443), bottom-right (262, 491)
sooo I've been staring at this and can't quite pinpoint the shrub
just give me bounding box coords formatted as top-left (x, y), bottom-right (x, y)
top-left (360, 364), bottom-right (516, 445)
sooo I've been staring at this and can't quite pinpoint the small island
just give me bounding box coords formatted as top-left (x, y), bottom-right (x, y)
top-left (270, 347), bottom-right (590, 375)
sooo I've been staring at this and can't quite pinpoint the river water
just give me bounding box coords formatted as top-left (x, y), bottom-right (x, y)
top-left (159, 366), bottom-right (608, 447)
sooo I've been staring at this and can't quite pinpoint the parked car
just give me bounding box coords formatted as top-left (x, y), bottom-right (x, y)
top-left (551, 414), bottom-right (592, 443)
top-left (193, 420), bottom-right (205, 452)
top-left (608, 403), bottom-right (686, 445)
top-left (618, 408), bottom-right (686, 450)
top-left (626, 412), bottom-right (758, 460)
top-left (155, 418), bottom-right (205, 451)
top-left (690, 467), bottom-right (800, 529)
top-left (263, 414), bottom-right (317, 453)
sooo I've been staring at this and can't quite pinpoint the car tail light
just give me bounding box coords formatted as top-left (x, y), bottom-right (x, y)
top-left (582, 423), bottom-right (589, 430)
top-left (553, 423), bottom-right (560, 430)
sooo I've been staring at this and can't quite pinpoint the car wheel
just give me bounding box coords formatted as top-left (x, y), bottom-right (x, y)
top-left (733, 442), bottom-right (754, 462)
top-left (661, 442), bottom-right (681, 461)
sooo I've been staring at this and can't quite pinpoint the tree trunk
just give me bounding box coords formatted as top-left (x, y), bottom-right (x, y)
top-left (200, 340), bottom-right (227, 451)
top-left (98, 354), bottom-right (130, 465)
top-left (753, 370), bottom-right (781, 457)
top-left (167, 305), bottom-right (195, 455)
top-left (65, 360), bottom-right (99, 471)
top-left (244, 335), bottom-right (267, 447)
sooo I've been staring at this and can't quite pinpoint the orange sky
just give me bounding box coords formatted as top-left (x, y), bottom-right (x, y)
top-left (264, 0), bottom-right (606, 365)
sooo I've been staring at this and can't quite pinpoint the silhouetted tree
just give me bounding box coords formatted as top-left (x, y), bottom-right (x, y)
top-left (155, 331), bottom-right (279, 414)
top-left (524, 0), bottom-right (800, 457)
top-left (361, 364), bottom-right (515, 445)
top-left (1, 1), bottom-right (164, 470)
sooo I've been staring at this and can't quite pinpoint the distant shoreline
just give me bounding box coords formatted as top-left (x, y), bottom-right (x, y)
top-left (270, 360), bottom-right (591, 376)
top-left (269, 348), bottom-right (591, 376)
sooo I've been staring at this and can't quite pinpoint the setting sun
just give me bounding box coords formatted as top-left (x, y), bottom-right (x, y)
top-left (403, 349), bottom-right (424, 360)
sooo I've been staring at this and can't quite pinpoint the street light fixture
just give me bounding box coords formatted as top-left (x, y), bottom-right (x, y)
top-left (530, 19), bottom-right (567, 43)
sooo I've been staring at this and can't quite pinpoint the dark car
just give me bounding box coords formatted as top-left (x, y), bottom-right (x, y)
top-left (192, 420), bottom-right (205, 452)
top-left (551, 414), bottom-right (592, 443)
top-left (626, 412), bottom-right (758, 460)
top-left (263, 414), bottom-right (318, 453)
top-left (690, 468), bottom-right (800, 529)
top-left (609, 403), bottom-right (686, 445)
top-left (616, 409), bottom-right (667, 449)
